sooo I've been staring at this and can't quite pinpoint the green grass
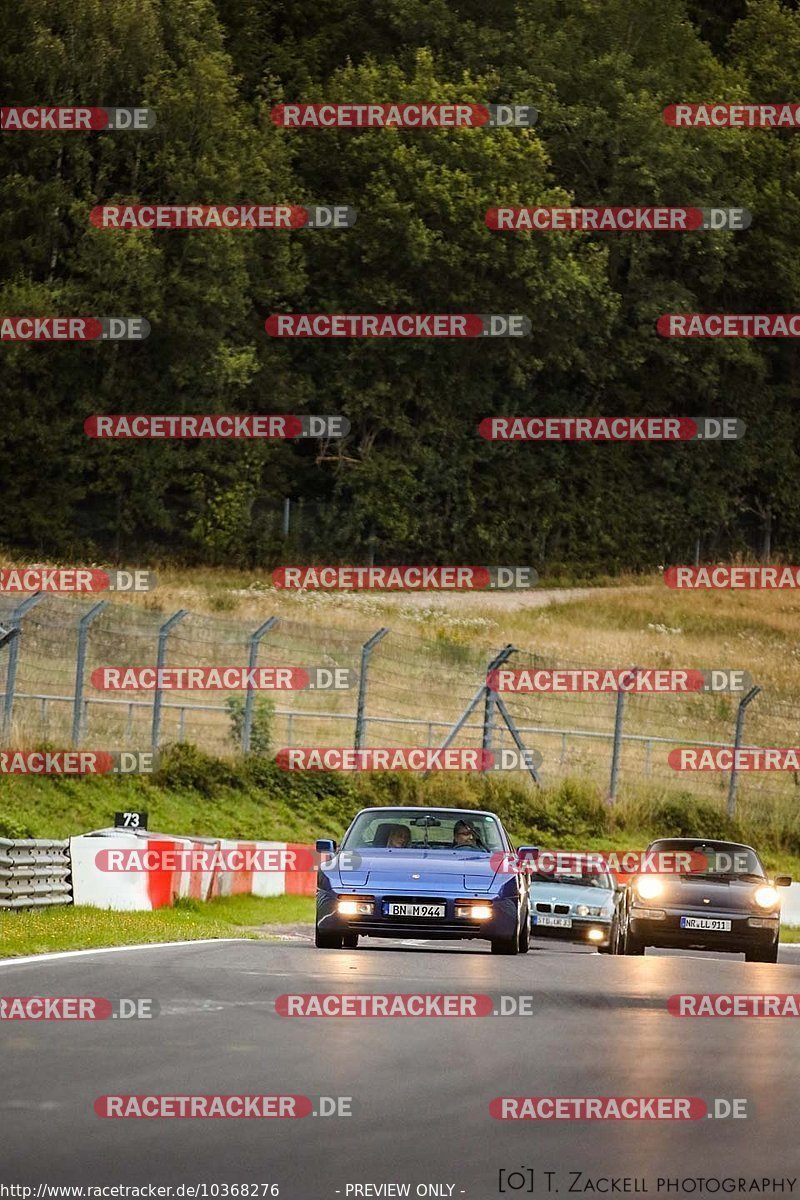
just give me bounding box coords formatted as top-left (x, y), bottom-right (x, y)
top-left (0, 893), bottom-right (315, 959)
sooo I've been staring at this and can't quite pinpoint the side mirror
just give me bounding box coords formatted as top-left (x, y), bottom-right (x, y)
top-left (775, 875), bottom-right (792, 887)
top-left (516, 845), bottom-right (540, 859)
top-left (316, 838), bottom-right (336, 854)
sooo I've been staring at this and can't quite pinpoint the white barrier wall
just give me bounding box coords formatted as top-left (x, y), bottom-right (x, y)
top-left (780, 881), bottom-right (800, 927)
top-left (69, 829), bottom-right (316, 911)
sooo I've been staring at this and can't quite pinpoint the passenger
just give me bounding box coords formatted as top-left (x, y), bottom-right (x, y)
top-left (387, 825), bottom-right (411, 848)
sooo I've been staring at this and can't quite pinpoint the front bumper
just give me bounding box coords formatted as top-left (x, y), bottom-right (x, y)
top-left (531, 915), bottom-right (612, 946)
top-left (629, 907), bottom-right (780, 951)
top-left (316, 888), bottom-right (520, 941)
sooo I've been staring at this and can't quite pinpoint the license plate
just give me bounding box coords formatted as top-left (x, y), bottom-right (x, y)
top-left (534, 915), bottom-right (572, 928)
top-left (386, 903), bottom-right (446, 918)
top-left (680, 916), bottom-right (732, 931)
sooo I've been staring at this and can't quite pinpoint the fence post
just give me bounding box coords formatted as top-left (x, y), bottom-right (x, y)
top-left (242, 617), bottom-right (278, 753)
top-left (482, 644), bottom-right (516, 769)
top-left (151, 609), bottom-right (189, 751)
top-left (2, 593), bottom-right (46, 742)
top-left (355, 628), bottom-right (390, 750)
top-left (608, 665), bottom-right (639, 804)
top-left (71, 600), bottom-right (108, 746)
top-left (727, 686), bottom-right (762, 817)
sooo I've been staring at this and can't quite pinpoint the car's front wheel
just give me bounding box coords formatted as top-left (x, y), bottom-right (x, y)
top-left (315, 926), bottom-right (343, 949)
top-left (622, 926), bottom-right (645, 955)
top-left (745, 943), bottom-right (779, 963)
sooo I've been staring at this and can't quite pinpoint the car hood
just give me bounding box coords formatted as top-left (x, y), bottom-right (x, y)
top-left (640, 877), bottom-right (773, 912)
top-left (335, 848), bottom-right (501, 891)
top-left (530, 882), bottom-right (614, 906)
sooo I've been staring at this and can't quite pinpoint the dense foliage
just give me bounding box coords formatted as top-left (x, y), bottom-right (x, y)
top-left (2, 0), bottom-right (799, 571)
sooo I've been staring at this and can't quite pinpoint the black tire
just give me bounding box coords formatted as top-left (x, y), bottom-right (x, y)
top-left (623, 928), bottom-right (645, 956)
top-left (492, 930), bottom-right (519, 955)
top-left (598, 921), bottom-right (619, 955)
top-left (342, 932), bottom-right (359, 949)
top-left (315, 926), bottom-right (343, 949)
top-left (518, 904), bottom-right (530, 954)
top-left (745, 943), bottom-right (779, 963)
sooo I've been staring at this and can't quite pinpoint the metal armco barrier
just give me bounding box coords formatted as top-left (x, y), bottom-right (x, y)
top-left (0, 838), bottom-right (72, 908)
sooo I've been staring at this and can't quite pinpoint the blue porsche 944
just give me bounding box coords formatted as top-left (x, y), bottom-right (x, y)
top-left (314, 805), bottom-right (534, 954)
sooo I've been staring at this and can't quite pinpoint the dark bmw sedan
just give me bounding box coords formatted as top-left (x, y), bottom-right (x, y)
top-left (620, 838), bottom-right (791, 961)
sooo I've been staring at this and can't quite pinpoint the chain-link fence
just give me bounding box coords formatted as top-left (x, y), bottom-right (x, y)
top-left (1, 593), bottom-right (799, 813)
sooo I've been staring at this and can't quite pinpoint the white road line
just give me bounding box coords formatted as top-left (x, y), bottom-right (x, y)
top-left (0, 938), bottom-right (250, 969)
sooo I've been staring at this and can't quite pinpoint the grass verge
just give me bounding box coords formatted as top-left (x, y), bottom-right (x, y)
top-left (0, 894), bottom-right (315, 959)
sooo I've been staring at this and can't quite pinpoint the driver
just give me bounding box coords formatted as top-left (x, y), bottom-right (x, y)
top-left (452, 819), bottom-right (479, 848)
top-left (387, 825), bottom-right (411, 848)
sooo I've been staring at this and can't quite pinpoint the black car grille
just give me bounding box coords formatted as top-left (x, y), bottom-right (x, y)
top-left (536, 902), bottom-right (571, 914)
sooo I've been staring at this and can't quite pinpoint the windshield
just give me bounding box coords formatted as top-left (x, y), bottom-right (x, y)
top-left (647, 840), bottom-right (765, 880)
top-left (530, 870), bottom-right (613, 890)
top-left (342, 810), bottom-right (506, 852)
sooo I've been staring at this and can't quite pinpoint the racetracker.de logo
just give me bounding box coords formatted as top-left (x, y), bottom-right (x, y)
top-left (490, 1097), bottom-right (743, 1120)
top-left (94, 845), bottom-right (340, 873)
top-left (0, 997), bottom-right (158, 1019)
top-left (669, 747), bottom-right (800, 771)
top-left (270, 103), bottom-right (537, 128)
top-left (486, 208), bottom-right (750, 232)
top-left (490, 850), bottom-right (710, 875)
top-left (659, 314), bottom-right (800, 337)
top-left (478, 417), bottom-right (744, 441)
top-left (668, 994), bottom-right (800, 1017)
top-left (0, 751), bottom-right (155, 775)
top-left (1, 317), bottom-right (149, 340)
top-left (0, 568), bottom-right (154, 592)
top-left (265, 314), bottom-right (529, 337)
top-left (94, 1095), bottom-right (314, 1118)
top-left (90, 666), bottom-right (355, 690)
top-left (90, 205), bottom-right (356, 230)
top-left (275, 747), bottom-right (543, 771)
top-left (486, 668), bottom-right (751, 693)
top-left (272, 566), bottom-right (537, 589)
top-left (1, 107), bottom-right (155, 131)
top-left (665, 565), bottom-right (800, 588)
top-left (84, 415), bottom-right (349, 439)
top-left (663, 104), bottom-right (800, 127)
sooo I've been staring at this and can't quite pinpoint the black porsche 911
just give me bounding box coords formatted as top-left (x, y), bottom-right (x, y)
top-left (619, 838), bottom-right (791, 961)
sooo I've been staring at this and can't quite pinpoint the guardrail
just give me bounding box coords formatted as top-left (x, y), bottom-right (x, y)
top-left (0, 838), bottom-right (72, 908)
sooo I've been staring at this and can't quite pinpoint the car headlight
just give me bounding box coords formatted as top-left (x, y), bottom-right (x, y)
top-left (455, 902), bottom-right (493, 920)
top-left (635, 876), bottom-right (664, 901)
top-left (337, 897), bottom-right (374, 916)
top-left (577, 904), bottom-right (590, 917)
top-left (753, 885), bottom-right (780, 910)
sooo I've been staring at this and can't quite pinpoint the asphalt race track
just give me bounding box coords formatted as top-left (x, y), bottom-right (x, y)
top-left (2, 937), bottom-right (800, 1192)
